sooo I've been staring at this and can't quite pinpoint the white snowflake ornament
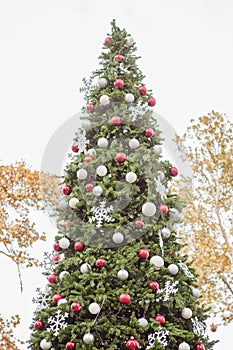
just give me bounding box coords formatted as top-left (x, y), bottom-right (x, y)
top-left (146, 327), bottom-right (169, 349)
top-left (155, 176), bottom-right (167, 200)
top-left (75, 128), bottom-right (89, 154)
top-left (47, 310), bottom-right (69, 336)
top-left (156, 280), bottom-right (179, 302)
top-left (191, 316), bottom-right (206, 336)
top-left (89, 201), bottom-right (114, 228)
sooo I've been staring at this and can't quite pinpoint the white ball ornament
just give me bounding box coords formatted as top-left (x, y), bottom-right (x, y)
top-left (59, 237), bottom-right (70, 249)
top-left (77, 168), bottom-right (88, 180)
top-left (93, 185), bottom-right (103, 197)
top-left (83, 333), bottom-right (94, 344)
top-left (161, 227), bottom-right (171, 238)
top-left (58, 199), bottom-right (67, 211)
top-left (125, 172), bottom-right (137, 183)
top-left (112, 232), bottom-right (124, 244)
top-left (96, 165), bottom-right (107, 177)
top-left (125, 93), bottom-right (135, 103)
top-left (69, 197), bottom-right (79, 209)
top-left (153, 145), bottom-right (162, 155)
top-left (88, 302), bottom-right (101, 314)
top-left (87, 148), bottom-right (97, 157)
top-left (97, 137), bottom-right (108, 148)
top-left (168, 264), bottom-right (179, 275)
top-left (98, 78), bottom-right (108, 88)
top-left (57, 298), bottom-right (67, 306)
top-left (142, 202), bottom-right (156, 217)
top-left (81, 119), bottom-right (90, 128)
top-left (190, 286), bottom-right (201, 298)
top-left (99, 94), bottom-right (110, 106)
top-left (40, 339), bottom-right (52, 350)
top-left (138, 317), bottom-right (148, 327)
top-left (178, 342), bottom-right (190, 350)
top-left (181, 307), bottom-right (193, 319)
top-left (129, 138), bottom-right (139, 149)
top-left (127, 36), bottom-right (134, 46)
top-left (150, 255), bottom-right (164, 269)
top-left (117, 269), bottom-right (129, 280)
top-left (59, 271), bottom-right (70, 280)
top-left (80, 263), bottom-right (91, 274)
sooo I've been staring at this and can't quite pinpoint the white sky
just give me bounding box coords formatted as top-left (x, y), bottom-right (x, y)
top-left (0, 0), bottom-right (232, 348)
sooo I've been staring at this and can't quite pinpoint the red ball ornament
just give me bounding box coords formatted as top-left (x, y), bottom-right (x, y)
top-left (85, 182), bottom-right (94, 192)
top-left (71, 301), bottom-right (82, 312)
top-left (53, 241), bottom-right (61, 252)
top-left (119, 293), bottom-right (131, 304)
top-left (66, 341), bottom-right (75, 350)
top-left (159, 204), bottom-right (169, 214)
top-left (86, 103), bottom-right (94, 112)
top-left (111, 115), bottom-right (121, 125)
top-left (84, 155), bottom-right (94, 163)
top-left (105, 37), bottom-right (110, 44)
top-left (155, 314), bottom-right (166, 325)
top-left (135, 219), bottom-right (143, 229)
top-left (74, 241), bottom-right (84, 251)
top-left (34, 319), bottom-right (43, 330)
top-left (53, 254), bottom-right (60, 263)
top-left (148, 97), bottom-right (156, 106)
top-left (96, 257), bottom-right (106, 268)
top-left (149, 281), bottom-right (159, 292)
top-left (114, 78), bottom-right (124, 89)
top-left (138, 86), bottom-right (147, 95)
top-left (63, 185), bottom-right (72, 195)
top-left (48, 273), bottom-right (57, 283)
top-left (138, 248), bottom-right (149, 259)
top-left (53, 293), bottom-right (62, 304)
top-left (169, 166), bottom-right (178, 177)
top-left (197, 345), bottom-right (205, 350)
top-left (145, 128), bottom-right (154, 137)
top-left (210, 324), bottom-right (217, 332)
top-left (114, 53), bottom-right (124, 61)
top-left (116, 152), bottom-right (127, 163)
top-left (71, 144), bottom-right (79, 152)
top-left (126, 338), bottom-right (140, 350)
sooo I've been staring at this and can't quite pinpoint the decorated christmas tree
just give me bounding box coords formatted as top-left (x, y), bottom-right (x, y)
top-left (29, 20), bottom-right (215, 350)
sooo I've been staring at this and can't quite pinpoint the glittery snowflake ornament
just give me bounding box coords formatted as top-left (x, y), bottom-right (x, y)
top-left (47, 310), bottom-right (69, 336)
top-left (146, 327), bottom-right (169, 348)
top-left (74, 128), bottom-right (89, 154)
top-left (32, 286), bottom-right (51, 311)
top-left (39, 252), bottom-right (57, 274)
top-left (155, 176), bottom-right (167, 201)
top-left (128, 104), bottom-right (147, 121)
top-left (192, 316), bottom-right (206, 336)
top-left (178, 261), bottom-right (194, 278)
top-left (156, 280), bottom-right (179, 302)
top-left (89, 201), bottom-right (114, 228)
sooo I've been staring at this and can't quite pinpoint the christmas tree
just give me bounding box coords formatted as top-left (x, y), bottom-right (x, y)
top-left (29, 20), bottom-right (215, 350)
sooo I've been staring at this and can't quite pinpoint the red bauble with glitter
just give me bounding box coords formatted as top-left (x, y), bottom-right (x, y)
top-left (71, 144), bottom-right (79, 152)
top-left (111, 115), bottom-right (121, 125)
top-left (145, 128), bottom-right (154, 137)
top-left (53, 294), bottom-right (62, 304)
top-left (63, 185), bottom-right (71, 195)
top-left (169, 166), bottom-right (178, 177)
top-left (149, 281), bottom-right (159, 292)
top-left (138, 248), bottom-right (149, 259)
top-left (138, 86), bottom-right (147, 95)
top-left (74, 241), bottom-right (84, 251)
top-left (85, 183), bottom-right (94, 192)
top-left (34, 319), bottom-right (43, 330)
top-left (48, 273), bottom-right (57, 283)
top-left (66, 341), bottom-right (75, 350)
top-left (135, 219), bottom-right (143, 229)
top-left (114, 53), bottom-right (124, 61)
top-left (116, 152), bottom-right (126, 163)
top-left (114, 78), bottom-right (124, 89)
top-left (159, 204), bottom-right (169, 214)
top-left (148, 97), bottom-right (156, 106)
top-left (119, 293), bottom-right (131, 304)
top-left (105, 37), bottom-right (110, 44)
top-left (96, 258), bottom-right (106, 268)
top-left (86, 103), bottom-right (94, 112)
top-left (155, 314), bottom-right (165, 325)
top-left (53, 254), bottom-right (60, 263)
top-left (84, 155), bottom-right (94, 163)
top-left (197, 345), bottom-right (205, 350)
top-left (126, 338), bottom-right (140, 350)
top-left (71, 302), bottom-right (82, 312)
top-left (53, 241), bottom-right (61, 252)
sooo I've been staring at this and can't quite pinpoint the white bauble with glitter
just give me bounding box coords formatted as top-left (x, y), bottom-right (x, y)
top-left (58, 199), bottom-right (67, 211)
top-left (40, 339), bottom-right (52, 349)
top-left (153, 145), bottom-right (162, 155)
top-left (178, 342), bottom-right (190, 350)
top-left (142, 202), bottom-right (156, 217)
top-left (98, 78), bottom-right (108, 88)
top-left (190, 286), bottom-right (201, 298)
top-left (168, 264), bottom-right (179, 275)
top-left (150, 255), bottom-right (164, 269)
top-left (59, 237), bottom-right (70, 249)
top-left (93, 185), bottom-right (103, 197)
top-left (126, 36), bottom-right (134, 46)
top-left (81, 119), bottom-right (90, 128)
top-left (125, 93), bottom-right (135, 103)
top-left (125, 172), bottom-right (137, 183)
top-left (113, 232), bottom-right (124, 244)
top-left (161, 227), bottom-right (171, 238)
top-left (129, 138), bottom-right (139, 149)
top-left (97, 137), bottom-right (108, 148)
top-left (181, 307), bottom-right (192, 319)
top-left (83, 333), bottom-right (94, 344)
top-left (117, 269), bottom-right (129, 280)
top-left (80, 263), bottom-right (91, 274)
top-left (99, 94), bottom-right (110, 106)
top-left (87, 148), bottom-right (97, 157)
top-left (69, 197), bottom-right (79, 209)
top-left (77, 168), bottom-right (88, 180)
top-left (138, 317), bottom-right (148, 327)
top-left (59, 271), bottom-right (70, 280)
top-left (96, 165), bottom-right (107, 177)
top-left (57, 298), bottom-right (67, 306)
top-left (88, 302), bottom-right (101, 314)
